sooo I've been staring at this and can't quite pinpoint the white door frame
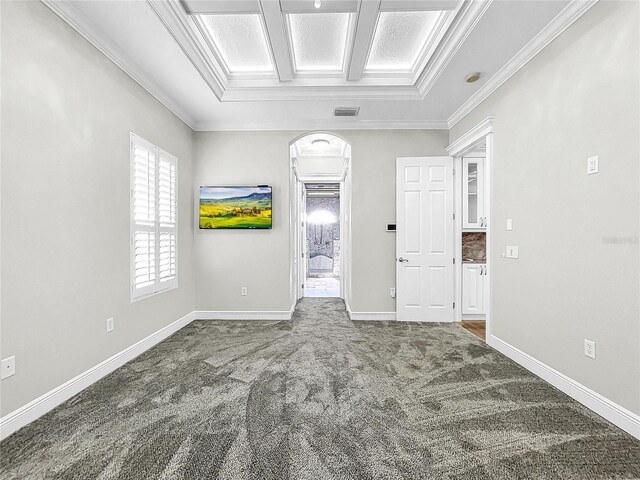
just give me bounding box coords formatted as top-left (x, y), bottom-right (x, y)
top-left (446, 117), bottom-right (494, 341)
top-left (289, 134), bottom-right (352, 305)
top-left (294, 176), bottom-right (307, 300)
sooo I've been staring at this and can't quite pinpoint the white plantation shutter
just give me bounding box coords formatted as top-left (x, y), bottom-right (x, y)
top-left (157, 151), bottom-right (177, 284)
top-left (130, 134), bottom-right (178, 300)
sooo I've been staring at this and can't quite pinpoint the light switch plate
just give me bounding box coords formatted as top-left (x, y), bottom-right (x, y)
top-left (587, 155), bottom-right (599, 175)
top-left (506, 219), bottom-right (513, 231)
top-left (106, 317), bottom-right (114, 333)
top-left (506, 246), bottom-right (519, 259)
top-left (1, 356), bottom-right (16, 380)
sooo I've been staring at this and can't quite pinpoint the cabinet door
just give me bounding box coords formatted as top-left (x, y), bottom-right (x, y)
top-left (462, 264), bottom-right (484, 314)
top-left (462, 157), bottom-right (485, 229)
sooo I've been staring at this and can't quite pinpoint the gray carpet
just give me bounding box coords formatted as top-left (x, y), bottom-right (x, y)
top-left (1, 298), bottom-right (639, 479)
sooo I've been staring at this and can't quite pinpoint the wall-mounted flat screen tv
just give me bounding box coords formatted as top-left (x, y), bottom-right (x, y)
top-left (199, 186), bottom-right (272, 229)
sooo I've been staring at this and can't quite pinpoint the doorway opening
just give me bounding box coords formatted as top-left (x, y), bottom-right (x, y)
top-left (290, 133), bottom-right (351, 304)
top-left (447, 117), bottom-right (494, 343)
top-left (305, 183), bottom-right (340, 297)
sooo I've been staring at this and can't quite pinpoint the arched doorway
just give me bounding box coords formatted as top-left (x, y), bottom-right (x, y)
top-left (289, 133), bottom-right (352, 304)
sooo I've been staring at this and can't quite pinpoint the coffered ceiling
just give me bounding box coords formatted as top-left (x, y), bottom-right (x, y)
top-left (175, 0), bottom-right (461, 90)
top-left (42, 0), bottom-right (596, 131)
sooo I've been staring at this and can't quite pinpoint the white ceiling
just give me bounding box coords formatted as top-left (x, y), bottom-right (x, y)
top-left (42, 0), bottom-right (595, 131)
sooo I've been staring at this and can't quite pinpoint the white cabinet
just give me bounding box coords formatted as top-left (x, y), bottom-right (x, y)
top-left (462, 157), bottom-right (486, 229)
top-left (462, 263), bottom-right (485, 315)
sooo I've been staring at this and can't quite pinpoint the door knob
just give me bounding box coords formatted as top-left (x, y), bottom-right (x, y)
top-left (398, 257), bottom-right (409, 263)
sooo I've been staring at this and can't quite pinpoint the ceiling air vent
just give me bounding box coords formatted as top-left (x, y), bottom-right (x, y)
top-left (334, 107), bottom-right (360, 117)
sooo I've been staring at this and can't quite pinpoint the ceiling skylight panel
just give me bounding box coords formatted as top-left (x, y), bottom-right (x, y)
top-left (200, 14), bottom-right (274, 74)
top-left (288, 13), bottom-right (351, 73)
top-left (366, 11), bottom-right (442, 72)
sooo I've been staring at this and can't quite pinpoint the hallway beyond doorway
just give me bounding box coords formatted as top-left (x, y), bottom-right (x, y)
top-left (290, 132), bottom-right (351, 304)
top-left (304, 183), bottom-right (341, 299)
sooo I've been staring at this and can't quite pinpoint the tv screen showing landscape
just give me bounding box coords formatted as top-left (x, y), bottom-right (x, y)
top-left (199, 186), bottom-right (272, 229)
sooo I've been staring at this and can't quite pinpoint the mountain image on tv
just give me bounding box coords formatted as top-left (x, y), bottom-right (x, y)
top-left (199, 186), bottom-right (272, 229)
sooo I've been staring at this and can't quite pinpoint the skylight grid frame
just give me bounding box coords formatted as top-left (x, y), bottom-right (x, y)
top-left (363, 9), bottom-right (453, 81)
top-left (194, 13), bottom-right (278, 79)
top-left (285, 12), bottom-right (357, 77)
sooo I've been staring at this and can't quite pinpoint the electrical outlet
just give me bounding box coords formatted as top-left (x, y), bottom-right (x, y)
top-left (106, 317), bottom-right (114, 333)
top-left (390, 287), bottom-right (396, 298)
top-left (587, 155), bottom-right (599, 175)
top-left (505, 246), bottom-right (519, 259)
top-left (1, 356), bottom-right (16, 380)
top-left (584, 339), bottom-right (596, 359)
top-left (506, 219), bottom-right (513, 231)
top-left (241, 287), bottom-right (248, 296)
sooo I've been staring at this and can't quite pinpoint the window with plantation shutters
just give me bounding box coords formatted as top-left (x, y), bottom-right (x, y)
top-left (130, 133), bottom-right (178, 300)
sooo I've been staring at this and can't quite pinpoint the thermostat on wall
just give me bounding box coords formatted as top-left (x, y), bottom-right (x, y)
top-left (386, 224), bottom-right (396, 232)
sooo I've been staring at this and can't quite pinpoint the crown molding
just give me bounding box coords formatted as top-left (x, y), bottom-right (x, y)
top-left (222, 85), bottom-right (422, 102)
top-left (416, 0), bottom-right (493, 98)
top-left (446, 116), bottom-right (494, 155)
top-left (447, 0), bottom-right (599, 128)
top-left (195, 119), bottom-right (449, 132)
top-left (41, 0), bottom-right (198, 130)
top-left (147, 0), bottom-right (227, 100)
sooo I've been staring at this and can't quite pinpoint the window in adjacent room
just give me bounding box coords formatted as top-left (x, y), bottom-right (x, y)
top-left (130, 133), bottom-right (177, 301)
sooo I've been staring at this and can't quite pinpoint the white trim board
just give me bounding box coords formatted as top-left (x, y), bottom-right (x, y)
top-left (446, 116), bottom-right (494, 155)
top-left (195, 310), bottom-right (294, 321)
top-left (349, 312), bottom-right (396, 321)
top-left (195, 119), bottom-right (449, 132)
top-left (447, 0), bottom-right (598, 128)
top-left (0, 311), bottom-right (196, 441)
top-left (346, 302), bottom-right (396, 321)
top-left (489, 335), bottom-right (640, 440)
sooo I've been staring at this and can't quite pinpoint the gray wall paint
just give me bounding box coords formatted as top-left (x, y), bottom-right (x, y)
top-left (194, 130), bottom-right (449, 313)
top-left (1, 2), bottom-right (195, 415)
top-left (194, 131), bottom-right (294, 312)
top-left (451, 1), bottom-right (640, 414)
top-left (346, 130), bottom-right (449, 312)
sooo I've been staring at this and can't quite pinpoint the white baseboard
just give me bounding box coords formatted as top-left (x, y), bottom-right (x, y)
top-left (195, 310), bottom-right (293, 321)
top-left (349, 312), bottom-right (396, 321)
top-left (345, 302), bottom-right (396, 321)
top-left (489, 335), bottom-right (640, 440)
top-left (0, 311), bottom-right (196, 441)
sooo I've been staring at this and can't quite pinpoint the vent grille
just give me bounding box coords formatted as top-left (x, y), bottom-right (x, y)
top-left (334, 107), bottom-right (360, 117)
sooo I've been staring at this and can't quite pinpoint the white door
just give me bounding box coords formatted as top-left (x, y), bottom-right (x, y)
top-left (396, 157), bottom-right (454, 322)
top-left (462, 264), bottom-right (485, 314)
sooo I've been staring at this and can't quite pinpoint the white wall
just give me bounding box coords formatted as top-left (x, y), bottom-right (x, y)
top-left (451, 1), bottom-right (640, 414)
top-left (194, 130), bottom-right (449, 314)
top-left (0, 1), bottom-right (195, 415)
top-left (296, 156), bottom-right (344, 176)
